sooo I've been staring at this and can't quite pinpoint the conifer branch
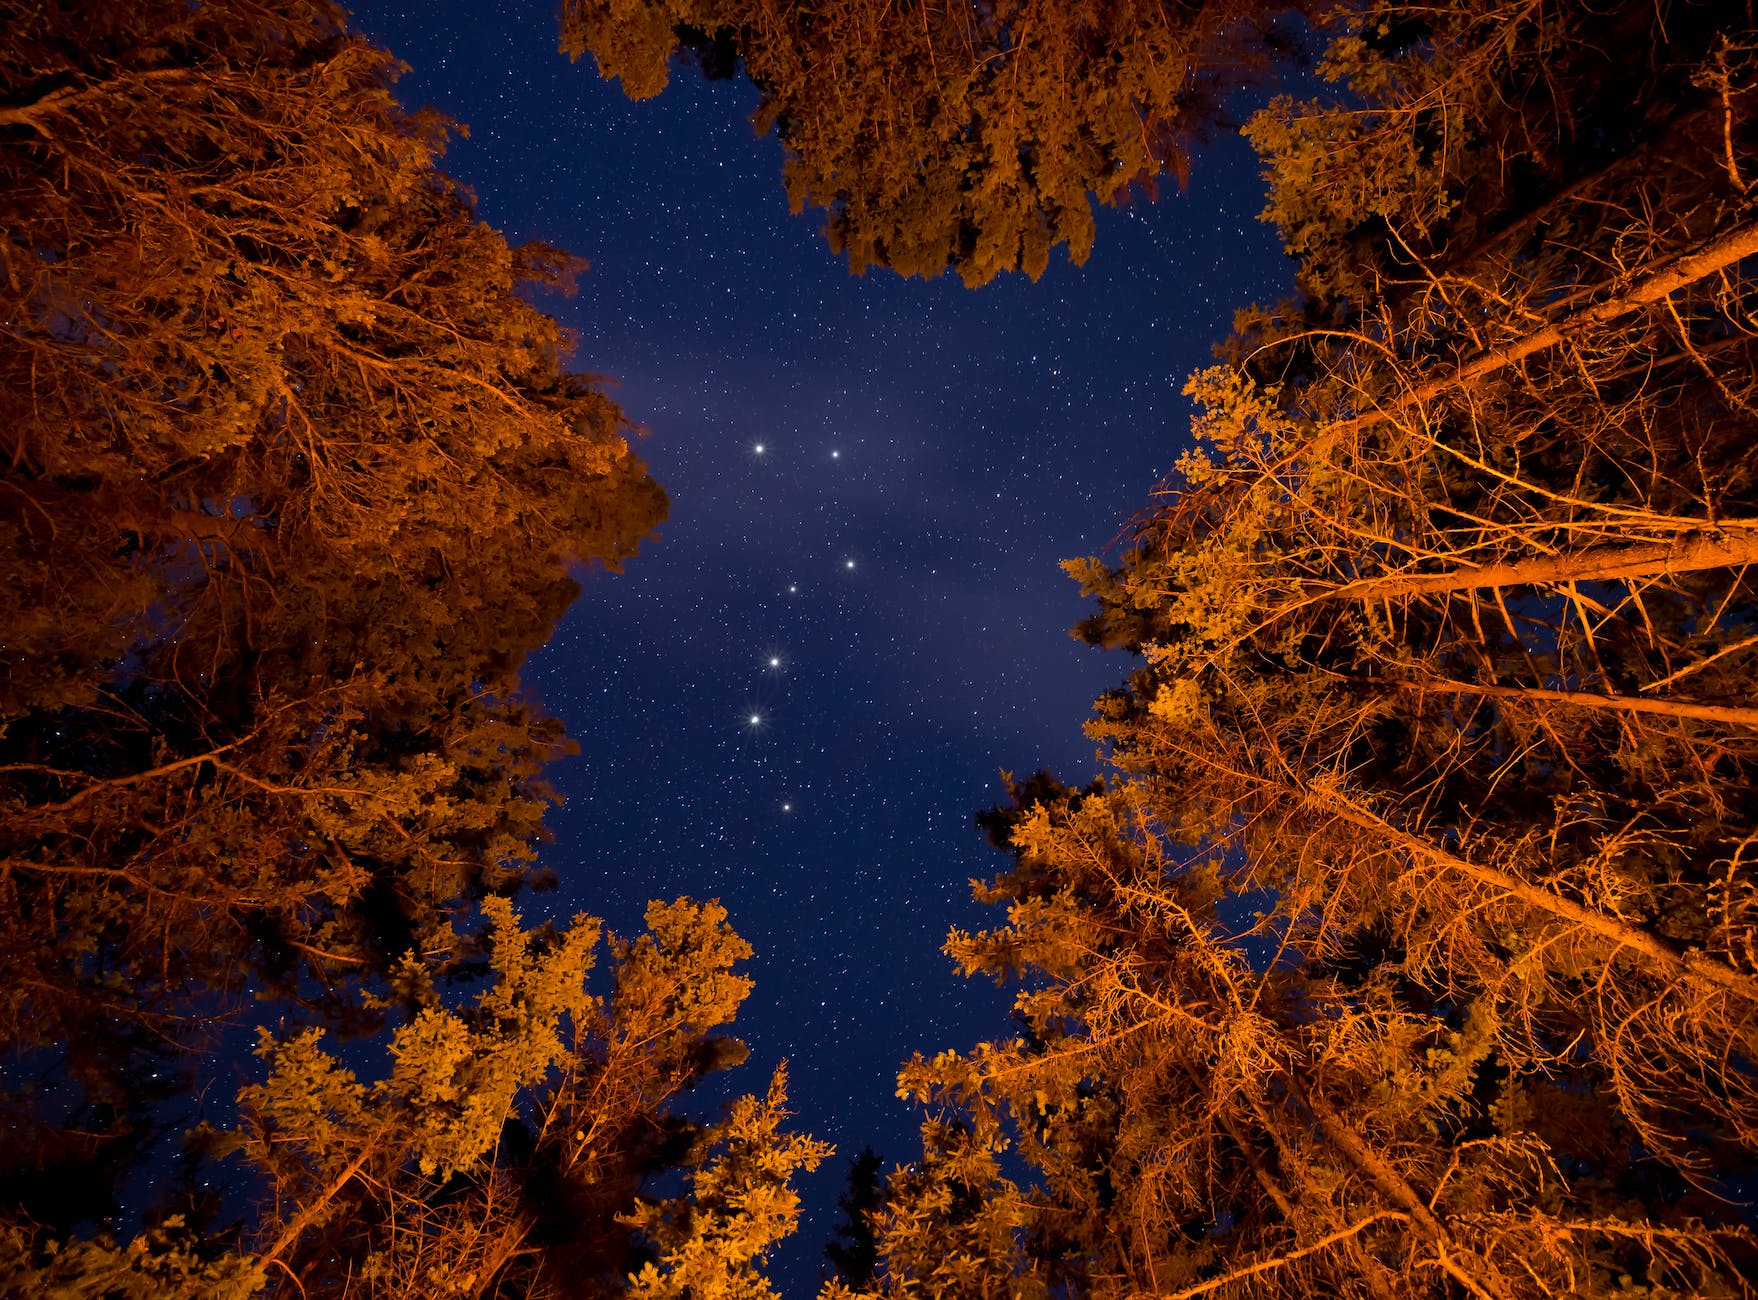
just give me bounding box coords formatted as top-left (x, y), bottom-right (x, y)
top-left (1337, 220), bottom-right (1758, 432)
top-left (1299, 771), bottom-right (1758, 1004)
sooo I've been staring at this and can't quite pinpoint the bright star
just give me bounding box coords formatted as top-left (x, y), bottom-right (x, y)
top-left (782, 802), bottom-right (792, 812)
top-left (754, 442), bottom-right (765, 454)
top-left (747, 713), bottom-right (762, 726)
top-left (788, 584), bottom-right (797, 594)
top-left (844, 559), bottom-right (856, 570)
top-left (768, 656), bottom-right (781, 668)
top-left (831, 449), bottom-right (841, 459)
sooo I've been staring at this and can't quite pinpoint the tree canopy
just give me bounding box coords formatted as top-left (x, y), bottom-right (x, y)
top-left (560, 0), bottom-right (1297, 285)
top-left (6, 0), bottom-right (1758, 1294)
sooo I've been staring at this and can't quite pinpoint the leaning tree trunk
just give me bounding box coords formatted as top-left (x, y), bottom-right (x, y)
top-left (1316, 527), bottom-right (1758, 603)
top-left (1335, 220), bottom-right (1758, 432)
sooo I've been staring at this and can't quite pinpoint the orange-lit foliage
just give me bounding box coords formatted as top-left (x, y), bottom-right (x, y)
top-left (1, 0), bottom-right (662, 1048)
top-left (1, 2), bottom-right (822, 1293)
top-left (854, 2), bottom-right (1758, 1296)
top-left (560, 0), bottom-right (1296, 285)
top-left (834, 782), bottom-right (1748, 1300)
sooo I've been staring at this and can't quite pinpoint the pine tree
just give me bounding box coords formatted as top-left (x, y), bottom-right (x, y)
top-left (1061, 0), bottom-right (1758, 1177)
top-left (824, 1147), bottom-right (885, 1289)
top-left (851, 780), bottom-right (1751, 1298)
top-left (0, 1), bottom-right (834, 1289)
top-left (865, 2), bottom-right (1758, 1294)
top-left (3, 899), bottom-right (825, 1297)
top-left (1, 0), bottom-right (666, 1122)
top-left (622, 1066), bottom-right (831, 1300)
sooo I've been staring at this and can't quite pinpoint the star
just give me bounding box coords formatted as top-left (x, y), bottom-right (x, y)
top-left (830, 449), bottom-right (841, 459)
top-left (788, 584), bottom-right (798, 593)
top-left (754, 442), bottom-right (766, 454)
top-left (767, 655), bottom-right (781, 668)
top-left (844, 559), bottom-right (856, 570)
top-left (747, 713), bottom-right (762, 726)
top-left (782, 801), bottom-right (792, 813)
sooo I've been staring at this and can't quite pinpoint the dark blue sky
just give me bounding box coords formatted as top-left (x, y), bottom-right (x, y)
top-left (344, 2), bottom-right (1292, 1288)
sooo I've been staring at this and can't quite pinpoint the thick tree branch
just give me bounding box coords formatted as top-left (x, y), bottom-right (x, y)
top-left (1324, 526), bottom-right (1758, 602)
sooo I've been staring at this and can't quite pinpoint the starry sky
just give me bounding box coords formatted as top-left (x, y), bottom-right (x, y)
top-left (344, 2), bottom-right (1293, 1289)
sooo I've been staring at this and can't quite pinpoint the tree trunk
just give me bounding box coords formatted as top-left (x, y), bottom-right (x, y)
top-left (1340, 220), bottom-right (1758, 430)
top-left (1324, 526), bottom-right (1758, 602)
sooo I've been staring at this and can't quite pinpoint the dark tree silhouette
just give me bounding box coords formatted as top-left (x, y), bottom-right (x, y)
top-left (825, 1147), bottom-right (886, 1289)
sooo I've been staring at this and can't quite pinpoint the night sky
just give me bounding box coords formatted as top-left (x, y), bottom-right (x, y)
top-left (344, 2), bottom-right (1292, 1288)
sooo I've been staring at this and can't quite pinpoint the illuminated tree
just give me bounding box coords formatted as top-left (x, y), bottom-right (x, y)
top-left (1, 0), bottom-right (664, 1064)
top-left (559, 0), bottom-right (1296, 285)
top-left (621, 1066), bottom-right (830, 1300)
top-left (848, 782), bottom-right (1751, 1299)
top-left (0, 0), bottom-right (773, 1285)
top-left (866, 2), bottom-right (1758, 1295)
top-left (3, 899), bottom-right (825, 1298)
top-left (1061, 0), bottom-right (1758, 1176)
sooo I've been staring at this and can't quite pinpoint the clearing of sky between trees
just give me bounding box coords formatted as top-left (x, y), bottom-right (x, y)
top-left (3, 0), bottom-right (1757, 1297)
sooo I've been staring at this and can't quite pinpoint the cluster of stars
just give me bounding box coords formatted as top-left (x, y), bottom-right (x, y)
top-left (734, 433), bottom-right (873, 825)
top-left (751, 441), bottom-right (842, 458)
top-left (337, 2), bottom-right (1299, 1291)
top-left (747, 653), bottom-right (791, 813)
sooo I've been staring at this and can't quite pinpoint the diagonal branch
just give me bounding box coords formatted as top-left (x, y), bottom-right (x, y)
top-left (1322, 527), bottom-right (1758, 603)
top-left (1149, 1210), bottom-right (1407, 1300)
top-left (1383, 675), bottom-right (1758, 728)
top-left (1338, 221), bottom-right (1758, 432)
top-left (1155, 736), bottom-right (1758, 1003)
top-left (1301, 779), bottom-right (1758, 1003)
